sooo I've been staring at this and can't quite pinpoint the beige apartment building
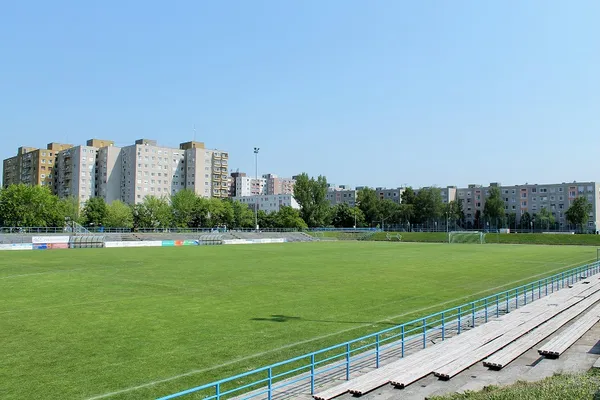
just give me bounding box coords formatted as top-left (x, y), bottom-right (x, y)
top-left (3, 138), bottom-right (229, 205)
top-left (457, 182), bottom-right (600, 231)
top-left (2, 143), bottom-right (73, 189)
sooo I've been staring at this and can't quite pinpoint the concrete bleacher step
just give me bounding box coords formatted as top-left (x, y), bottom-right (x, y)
top-left (484, 298), bottom-right (600, 369)
top-left (433, 281), bottom-right (600, 380)
top-left (312, 276), bottom-right (600, 399)
top-left (537, 303), bottom-right (600, 358)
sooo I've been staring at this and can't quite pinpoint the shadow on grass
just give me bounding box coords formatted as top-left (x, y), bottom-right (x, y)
top-left (250, 314), bottom-right (398, 326)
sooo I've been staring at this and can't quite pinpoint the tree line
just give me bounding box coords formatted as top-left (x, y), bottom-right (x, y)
top-left (0, 178), bottom-right (594, 231)
top-left (293, 174), bottom-right (595, 232)
top-left (0, 184), bottom-right (306, 229)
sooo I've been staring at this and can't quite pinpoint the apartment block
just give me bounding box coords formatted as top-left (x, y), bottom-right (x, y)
top-left (457, 182), bottom-right (600, 231)
top-left (263, 173), bottom-right (295, 195)
top-left (233, 194), bottom-right (299, 213)
top-left (373, 187), bottom-right (404, 204)
top-left (326, 187), bottom-right (357, 207)
top-left (2, 143), bottom-right (72, 189)
top-left (95, 145), bottom-right (122, 203)
top-left (230, 173), bottom-right (267, 197)
top-left (119, 139), bottom-right (184, 204)
top-left (180, 141), bottom-right (229, 199)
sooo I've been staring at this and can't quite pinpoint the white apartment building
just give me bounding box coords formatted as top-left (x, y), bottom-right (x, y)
top-left (233, 194), bottom-right (300, 213)
top-left (120, 139), bottom-right (186, 204)
top-left (95, 145), bottom-right (122, 203)
top-left (55, 145), bottom-right (100, 203)
top-left (235, 176), bottom-right (267, 197)
top-left (457, 182), bottom-right (600, 231)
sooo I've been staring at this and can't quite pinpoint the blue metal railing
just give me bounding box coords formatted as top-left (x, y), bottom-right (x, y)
top-left (157, 260), bottom-right (600, 400)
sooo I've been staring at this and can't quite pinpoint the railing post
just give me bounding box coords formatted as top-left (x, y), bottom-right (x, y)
top-left (423, 318), bottom-right (427, 348)
top-left (546, 277), bottom-right (548, 296)
top-left (538, 280), bottom-right (541, 300)
top-left (515, 288), bottom-right (519, 309)
top-left (216, 383), bottom-right (220, 400)
top-left (401, 325), bottom-right (405, 357)
top-left (485, 298), bottom-right (488, 322)
top-left (496, 294), bottom-right (500, 317)
top-left (441, 312), bottom-right (445, 340)
top-left (268, 367), bottom-right (272, 400)
top-left (471, 302), bottom-right (475, 327)
top-left (524, 285), bottom-right (527, 305)
top-left (310, 354), bottom-right (315, 394)
top-left (346, 343), bottom-right (350, 380)
top-left (375, 334), bottom-right (380, 368)
top-left (531, 283), bottom-right (534, 302)
top-left (505, 292), bottom-right (509, 314)
top-left (458, 307), bottom-right (462, 334)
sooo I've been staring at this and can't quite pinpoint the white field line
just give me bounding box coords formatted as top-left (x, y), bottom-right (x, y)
top-left (84, 257), bottom-right (595, 400)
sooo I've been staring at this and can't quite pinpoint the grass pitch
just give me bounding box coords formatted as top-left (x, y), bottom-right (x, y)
top-left (0, 242), bottom-right (596, 400)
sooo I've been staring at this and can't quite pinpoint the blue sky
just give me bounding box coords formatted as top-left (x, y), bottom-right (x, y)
top-left (1, 1), bottom-right (599, 189)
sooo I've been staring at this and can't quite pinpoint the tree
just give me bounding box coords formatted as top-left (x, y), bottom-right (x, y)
top-left (104, 200), bottom-right (134, 228)
top-left (171, 189), bottom-right (199, 228)
top-left (519, 211), bottom-right (532, 230)
top-left (293, 173), bottom-right (329, 227)
top-left (82, 197), bottom-right (108, 227)
top-left (273, 206), bottom-right (307, 229)
top-left (565, 197), bottom-right (593, 232)
top-left (507, 212), bottom-right (517, 230)
top-left (231, 201), bottom-right (254, 228)
top-left (58, 196), bottom-right (81, 224)
top-left (445, 200), bottom-right (465, 229)
top-left (413, 187), bottom-right (443, 224)
top-left (357, 188), bottom-right (381, 226)
top-left (0, 184), bottom-right (65, 227)
top-left (379, 199), bottom-right (401, 226)
top-left (474, 210), bottom-right (482, 229)
top-left (331, 203), bottom-right (365, 228)
top-left (257, 210), bottom-right (276, 229)
top-left (483, 187), bottom-right (505, 228)
top-left (401, 187), bottom-right (416, 205)
top-left (132, 196), bottom-right (172, 229)
top-left (534, 208), bottom-right (555, 231)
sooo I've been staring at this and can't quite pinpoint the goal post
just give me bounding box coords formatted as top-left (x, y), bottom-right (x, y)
top-left (448, 231), bottom-right (485, 244)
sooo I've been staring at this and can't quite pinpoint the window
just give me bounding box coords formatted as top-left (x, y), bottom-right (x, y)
top-left (41, 159), bottom-right (46, 163)
top-left (531, 188), bottom-right (537, 193)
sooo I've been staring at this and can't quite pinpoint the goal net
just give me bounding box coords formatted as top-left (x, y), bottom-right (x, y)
top-left (448, 231), bottom-right (485, 244)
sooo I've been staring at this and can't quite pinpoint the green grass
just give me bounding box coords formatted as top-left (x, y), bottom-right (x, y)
top-left (0, 242), bottom-right (597, 400)
top-left (367, 231), bottom-right (600, 245)
top-left (431, 370), bottom-right (600, 399)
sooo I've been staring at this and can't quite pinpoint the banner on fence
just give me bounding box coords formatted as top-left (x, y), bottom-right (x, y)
top-left (104, 241), bottom-right (163, 248)
top-left (48, 243), bottom-right (69, 249)
top-left (31, 236), bottom-right (70, 244)
top-left (222, 238), bottom-right (286, 245)
top-left (0, 243), bottom-right (33, 251)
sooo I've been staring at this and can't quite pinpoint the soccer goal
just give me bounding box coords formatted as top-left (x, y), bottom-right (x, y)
top-left (448, 231), bottom-right (485, 244)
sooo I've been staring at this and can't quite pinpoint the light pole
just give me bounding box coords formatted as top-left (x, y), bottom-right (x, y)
top-left (254, 147), bottom-right (260, 230)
